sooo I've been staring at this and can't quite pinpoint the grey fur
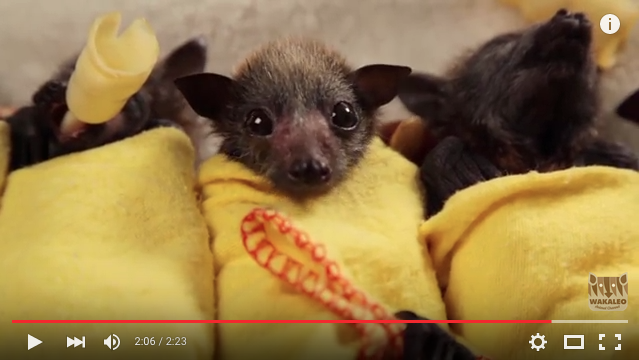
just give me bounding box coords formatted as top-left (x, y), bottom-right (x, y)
top-left (175, 37), bottom-right (411, 198)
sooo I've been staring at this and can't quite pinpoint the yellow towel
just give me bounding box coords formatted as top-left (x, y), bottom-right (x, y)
top-left (420, 166), bottom-right (639, 360)
top-left (499, 0), bottom-right (639, 70)
top-left (0, 123), bottom-right (215, 360)
top-left (199, 137), bottom-right (447, 360)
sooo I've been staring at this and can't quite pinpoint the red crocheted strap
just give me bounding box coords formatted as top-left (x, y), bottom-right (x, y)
top-left (240, 207), bottom-right (405, 359)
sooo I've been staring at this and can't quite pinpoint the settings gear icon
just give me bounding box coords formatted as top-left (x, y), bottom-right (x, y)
top-left (529, 333), bottom-right (547, 351)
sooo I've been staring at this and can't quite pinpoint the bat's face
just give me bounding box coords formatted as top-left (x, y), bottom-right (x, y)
top-left (450, 9), bottom-right (598, 140)
top-left (221, 64), bottom-right (376, 198)
top-left (174, 38), bottom-right (411, 199)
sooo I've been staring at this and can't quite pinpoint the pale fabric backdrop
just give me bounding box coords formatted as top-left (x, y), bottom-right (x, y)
top-left (1, 0), bottom-right (638, 150)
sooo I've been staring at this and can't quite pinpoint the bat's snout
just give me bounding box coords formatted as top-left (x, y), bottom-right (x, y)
top-left (287, 157), bottom-right (332, 185)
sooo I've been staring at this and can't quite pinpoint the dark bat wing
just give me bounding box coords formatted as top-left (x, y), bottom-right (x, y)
top-left (576, 139), bottom-right (639, 171)
top-left (6, 106), bottom-right (52, 171)
top-left (5, 80), bottom-right (69, 171)
top-left (396, 311), bottom-right (479, 360)
top-left (421, 136), bottom-right (502, 216)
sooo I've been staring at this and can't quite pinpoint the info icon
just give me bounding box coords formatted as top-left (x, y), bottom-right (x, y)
top-left (600, 14), bottom-right (621, 35)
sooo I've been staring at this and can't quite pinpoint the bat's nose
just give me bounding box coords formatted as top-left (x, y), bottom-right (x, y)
top-left (551, 9), bottom-right (591, 31)
top-left (287, 158), bottom-right (332, 185)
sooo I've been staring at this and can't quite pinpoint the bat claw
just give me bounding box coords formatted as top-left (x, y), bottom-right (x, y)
top-left (396, 311), bottom-right (479, 360)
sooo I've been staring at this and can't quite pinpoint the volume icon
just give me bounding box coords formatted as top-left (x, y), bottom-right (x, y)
top-left (103, 334), bottom-right (120, 350)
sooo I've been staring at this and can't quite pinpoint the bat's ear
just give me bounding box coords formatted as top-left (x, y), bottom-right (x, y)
top-left (616, 88), bottom-right (639, 124)
top-left (589, 273), bottom-right (597, 284)
top-left (174, 72), bottom-right (237, 121)
top-left (160, 36), bottom-right (208, 81)
top-left (349, 64), bottom-right (412, 111)
top-left (397, 72), bottom-right (449, 122)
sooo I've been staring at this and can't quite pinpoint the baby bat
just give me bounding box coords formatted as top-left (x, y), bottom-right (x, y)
top-left (174, 37), bottom-right (478, 359)
top-left (396, 9), bottom-right (639, 215)
top-left (174, 37), bottom-right (411, 199)
top-left (5, 36), bottom-right (213, 171)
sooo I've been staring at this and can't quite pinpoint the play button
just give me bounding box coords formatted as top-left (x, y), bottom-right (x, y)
top-left (27, 334), bottom-right (42, 350)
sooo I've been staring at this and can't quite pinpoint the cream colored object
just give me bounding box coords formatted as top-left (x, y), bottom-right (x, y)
top-left (65, 12), bottom-right (160, 124)
top-left (500, 0), bottom-right (639, 70)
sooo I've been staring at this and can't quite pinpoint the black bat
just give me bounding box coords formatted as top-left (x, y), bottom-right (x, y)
top-left (6, 36), bottom-right (210, 171)
top-left (396, 10), bottom-right (639, 215)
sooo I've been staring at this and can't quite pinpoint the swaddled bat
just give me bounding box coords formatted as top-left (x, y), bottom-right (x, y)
top-left (174, 37), bottom-right (412, 199)
top-left (396, 9), bottom-right (639, 215)
top-left (5, 36), bottom-right (214, 171)
top-left (173, 36), bottom-right (477, 360)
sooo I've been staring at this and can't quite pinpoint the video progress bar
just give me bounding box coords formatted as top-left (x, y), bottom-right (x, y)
top-left (551, 320), bottom-right (628, 324)
top-left (12, 320), bottom-right (629, 324)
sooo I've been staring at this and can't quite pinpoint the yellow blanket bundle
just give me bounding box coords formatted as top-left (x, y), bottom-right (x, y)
top-left (198, 137), bottom-right (447, 360)
top-left (0, 124), bottom-right (214, 360)
top-left (3, 108), bottom-right (639, 360)
top-left (421, 166), bottom-right (639, 360)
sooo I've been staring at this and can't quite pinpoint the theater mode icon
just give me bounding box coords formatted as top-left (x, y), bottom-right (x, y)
top-left (564, 335), bottom-right (584, 350)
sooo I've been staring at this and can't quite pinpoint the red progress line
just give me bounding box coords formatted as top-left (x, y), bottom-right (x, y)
top-left (12, 320), bottom-right (552, 324)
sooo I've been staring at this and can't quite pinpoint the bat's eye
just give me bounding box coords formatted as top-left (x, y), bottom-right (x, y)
top-left (331, 102), bottom-right (358, 130)
top-left (245, 109), bottom-right (274, 136)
